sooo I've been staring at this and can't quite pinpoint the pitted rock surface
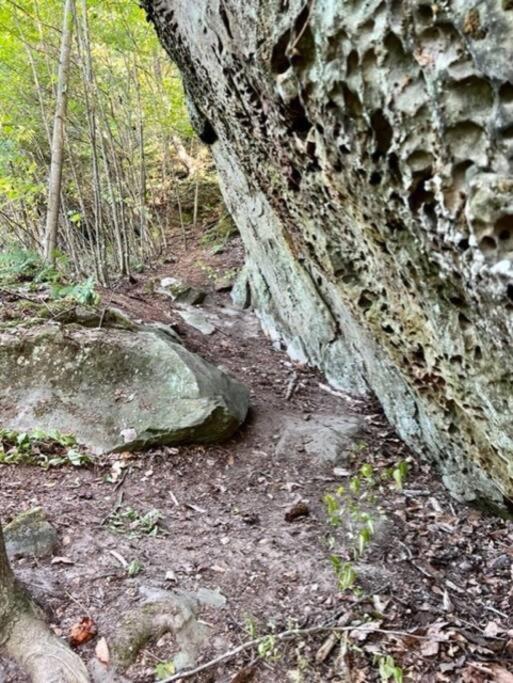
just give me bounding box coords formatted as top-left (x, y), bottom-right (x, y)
top-left (144, 0), bottom-right (513, 508)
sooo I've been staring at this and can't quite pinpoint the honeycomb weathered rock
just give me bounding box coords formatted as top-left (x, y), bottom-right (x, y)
top-left (145, 0), bottom-right (513, 510)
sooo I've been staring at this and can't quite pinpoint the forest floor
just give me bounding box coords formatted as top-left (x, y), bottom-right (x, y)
top-left (1, 208), bottom-right (513, 682)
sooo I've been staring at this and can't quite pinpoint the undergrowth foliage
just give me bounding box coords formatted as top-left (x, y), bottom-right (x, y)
top-left (0, 247), bottom-right (99, 304)
top-left (0, 428), bottom-right (91, 469)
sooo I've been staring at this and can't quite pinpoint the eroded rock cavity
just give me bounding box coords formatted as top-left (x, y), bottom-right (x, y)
top-left (145, 0), bottom-right (513, 510)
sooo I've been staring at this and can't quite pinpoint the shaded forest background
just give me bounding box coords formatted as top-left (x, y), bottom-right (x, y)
top-left (0, 0), bottom-right (216, 286)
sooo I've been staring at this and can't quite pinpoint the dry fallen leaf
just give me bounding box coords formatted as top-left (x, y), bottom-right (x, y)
top-left (483, 621), bottom-right (500, 638)
top-left (285, 501), bottom-right (310, 522)
top-left (230, 665), bottom-right (256, 683)
top-left (95, 637), bottom-right (110, 664)
top-left (420, 638), bottom-right (440, 657)
top-left (489, 664), bottom-right (513, 682)
top-left (69, 616), bottom-right (97, 647)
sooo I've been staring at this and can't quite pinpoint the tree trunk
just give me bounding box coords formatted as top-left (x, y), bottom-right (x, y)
top-left (43, 0), bottom-right (75, 265)
top-left (0, 523), bottom-right (89, 682)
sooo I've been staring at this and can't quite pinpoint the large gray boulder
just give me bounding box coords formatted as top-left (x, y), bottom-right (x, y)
top-left (0, 323), bottom-right (248, 453)
top-left (145, 1), bottom-right (513, 509)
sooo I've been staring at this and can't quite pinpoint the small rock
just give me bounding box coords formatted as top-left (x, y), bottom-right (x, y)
top-left (176, 307), bottom-right (217, 335)
top-left (285, 501), bottom-right (310, 522)
top-left (4, 507), bottom-right (58, 559)
top-left (159, 277), bottom-right (206, 305)
top-left (241, 513), bottom-right (260, 525)
top-left (195, 587), bottom-right (227, 608)
top-left (275, 414), bottom-right (363, 464)
top-left (489, 554), bottom-right (510, 571)
top-left (120, 428), bottom-right (137, 444)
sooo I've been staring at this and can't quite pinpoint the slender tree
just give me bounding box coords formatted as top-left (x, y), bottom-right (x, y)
top-left (43, 0), bottom-right (75, 265)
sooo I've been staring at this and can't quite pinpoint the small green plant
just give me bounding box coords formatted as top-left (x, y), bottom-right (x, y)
top-left (126, 559), bottom-right (144, 576)
top-left (0, 247), bottom-right (99, 305)
top-left (0, 428), bottom-right (91, 469)
top-left (392, 461), bottom-right (409, 490)
top-left (330, 555), bottom-right (357, 591)
top-left (244, 615), bottom-right (259, 639)
top-left (154, 660), bottom-right (176, 679)
top-left (51, 276), bottom-right (99, 305)
top-left (257, 634), bottom-right (279, 661)
top-left (376, 654), bottom-right (403, 682)
top-left (323, 493), bottom-right (341, 527)
top-left (324, 456), bottom-right (410, 596)
top-left (107, 506), bottom-right (164, 538)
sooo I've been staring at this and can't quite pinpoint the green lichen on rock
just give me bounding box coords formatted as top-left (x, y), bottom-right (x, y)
top-left (145, 0), bottom-right (513, 508)
top-left (4, 508), bottom-right (58, 559)
top-left (0, 321), bottom-right (249, 454)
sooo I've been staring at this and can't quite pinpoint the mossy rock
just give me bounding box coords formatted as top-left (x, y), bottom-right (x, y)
top-left (4, 508), bottom-right (58, 558)
top-left (0, 321), bottom-right (249, 454)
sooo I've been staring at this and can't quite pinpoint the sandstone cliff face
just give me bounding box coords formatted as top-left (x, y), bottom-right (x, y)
top-left (145, 0), bottom-right (513, 510)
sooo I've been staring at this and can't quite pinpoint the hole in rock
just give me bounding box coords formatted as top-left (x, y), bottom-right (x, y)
top-left (445, 76), bottom-right (494, 120)
top-left (343, 84), bottom-right (363, 117)
top-left (495, 215), bottom-right (513, 245)
top-left (479, 235), bottom-right (497, 254)
top-left (370, 109), bottom-right (393, 159)
top-left (388, 153), bottom-right (402, 183)
top-left (346, 50), bottom-right (359, 77)
top-left (408, 172), bottom-right (434, 212)
top-left (501, 124), bottom-right (513, 139)
top-left (290, 4), bottom-right (316, 69)
top-left (369, 171), bottom-right (382, 186)
top-left (357, 290), bottom-right (373, 311)
top-left (287, 96), bottom-right (312, 136)
top-left (507, 284), bottom-right (513, 302)
top-left (458, 312), bottom-right (472, 330)
top-left (446, 122), bottom-right (484, 159)
top-left (499, 82), bottom-right (513, 105)
top-left (219, 4), bottom-right (233, 39)
top-left (287, 166), bottom-right (302, 191)
top-left (271, 29), bottom-right (291, 74)
top-left (327, 28), bottom-right (348, 62)
top-left (416, 3), bottom-right (433, 21)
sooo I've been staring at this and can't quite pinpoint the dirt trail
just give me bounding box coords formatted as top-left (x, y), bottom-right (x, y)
top-left (1, 228), bottom-right (512, 682)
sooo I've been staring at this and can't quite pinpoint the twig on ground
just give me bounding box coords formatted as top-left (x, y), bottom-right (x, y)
top-left (113, 466), bottom-right (129, 492)
top-left (99, 490), bottom-right (124, 526)
top-left (158, 622), bottom-right (442, 682)
top-left (65, 590), bottom-right (92, 619)
top-left (109, 549), bottom-right (128, 569)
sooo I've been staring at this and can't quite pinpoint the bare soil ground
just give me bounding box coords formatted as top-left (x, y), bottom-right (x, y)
top-left (1, 205), bottom-right (513, 682)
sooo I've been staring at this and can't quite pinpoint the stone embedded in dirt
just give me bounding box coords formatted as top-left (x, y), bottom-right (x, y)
top-left (111, 586), bottom-right (215, 670)
top-left (4, 507), bottom-right (58, 559)
top-left (158, 277), bottom-right (206, 305)
top-left (275, 414), bottom-right (363, 464)
top-left (176, 306), bottom-right (217, 335)
top-left (195, 587), bottom-right (227, 608)
top-left (0, 322), bottom-right (249, 454)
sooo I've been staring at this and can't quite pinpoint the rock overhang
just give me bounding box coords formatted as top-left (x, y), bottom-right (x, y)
top-left (144, 0), bottom-right (513, 511)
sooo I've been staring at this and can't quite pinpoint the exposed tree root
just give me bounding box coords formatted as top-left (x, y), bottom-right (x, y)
top-left (2, 601), bottom-right (89, 683)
